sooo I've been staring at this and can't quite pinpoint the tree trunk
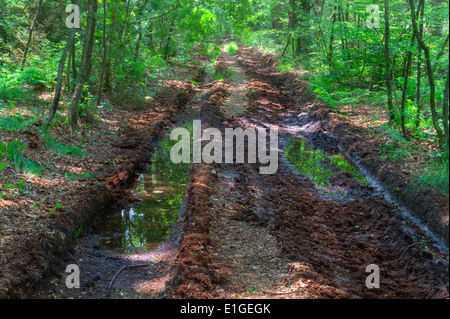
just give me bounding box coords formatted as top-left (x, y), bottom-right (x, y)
top-left (135, 27), bottom-right (142, 59)
top-left (21, 0), bottom-right (43, 69)
top-left (409, 0), bottom-right (444, 149)
top-left (384, 0), bottom-right (395, 122)
top-left (64, 42), bottom-right (72, 91)
top-left (443, 67), bottom-right (449, 159)
top-left (68, 0), bottom-right (98, 129)
top-left (281, 34), bottom-right (292, 57)
top-left (328, 5), bottom-right (337, 67)
top-left (164, 22), bottom-right (175, 60)
top-left (297, 0), bottom-right (311, 53)
top-left (42, 0), bottom-right (80, 131)
top-left (97, 0), bottom-right (107, 106)
top-left (414, 0), bottom-right (425, 128)
top-left (400, 34), bottom-right (415, 140)
top-left (71, 41), bottom-right (77, 81)
top-left (289, 0), bottom-right (298, 55)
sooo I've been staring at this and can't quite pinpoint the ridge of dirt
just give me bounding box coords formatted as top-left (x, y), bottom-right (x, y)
top-left (167, 50), bottom-right (301, 299)
top-left (0, 66), bottom-right (203, 299)
top-left (168, 64), bottom-right (232, 299)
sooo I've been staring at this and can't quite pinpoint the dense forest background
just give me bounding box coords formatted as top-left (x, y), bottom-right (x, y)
top-left (0, 0), bottom-right (449, 191)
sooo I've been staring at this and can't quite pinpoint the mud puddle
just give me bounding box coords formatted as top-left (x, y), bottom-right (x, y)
top-left (283, 137), bottom-right (367, 197)
top-left (34, 130), bottom-right (193, 299)
top-left (95, 134), bottom-right (191, 254)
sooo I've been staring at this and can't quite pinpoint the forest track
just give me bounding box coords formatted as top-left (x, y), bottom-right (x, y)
top-left (168, 45), bottom-right (449, 299)
top-left (33, 44), bottom-right (449, 299)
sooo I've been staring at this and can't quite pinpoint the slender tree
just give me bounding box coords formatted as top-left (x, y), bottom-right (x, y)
top-left (68, 0), bottom-right (98, 129)
top-left (97, 0), bottom-right (108, 106)
top-left (42, 0), bottom-right (81, 131)
top-left (414, 0), bottom-right (425, 128)
top-left (399, 33), bottom-right (416, 140)
top-left (409, 0), bottom-right (444, 149)
top-left (21, 0), bottom-right (44, 69)
top-left (384, 0), bottom-right (395, 122)
top-left (443, 67), bottom-right (449, 158)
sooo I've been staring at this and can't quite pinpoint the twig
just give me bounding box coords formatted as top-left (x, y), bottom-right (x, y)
top-left (262, 289), bottom-right (298, 295)
top-left (108, 263), bottom-right (151, 289)
top-left (199, 80), bottom-right (223, 88)
top-left (0, 256), bottom-right (14, 266)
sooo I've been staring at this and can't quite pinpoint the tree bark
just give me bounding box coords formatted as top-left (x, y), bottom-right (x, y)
top-left (97, 0), bottom-right (108, 106)
top-left (164, 22), bottom-right (175, 60)
top-left (64, 42), bottom-right (73, 91)
top-left (443, 67), bottom-right (449, 158)
top-left (68, 0), bottom-right (98, 129)
top-left (384, 0), bottom-right (395, 122)
top-left (409, 0), bottom-right (444, 149)
top-left (42, 0), bottom-right (81, 131)
top-left (21, 0), bottom-right (43, 69)
top-left (71, 41), bottom-right (77, 81)
top-left (414, 0), bottom-right (425, 128)
top-left (328, 5), bottom-right (337, 67)
top-left (400, 34), bottom-right (415, 140)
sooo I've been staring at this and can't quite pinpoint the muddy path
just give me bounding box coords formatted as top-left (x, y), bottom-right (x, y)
top-left (169, 46), bottom-right (449, 299)
top-left (35, 45), bottom-right (448, 299)
top-left (33, 63), bottom-right (214, 299)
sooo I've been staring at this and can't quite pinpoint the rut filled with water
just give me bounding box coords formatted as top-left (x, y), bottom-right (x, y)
top-left (95, 135), bottom-right (191, 254)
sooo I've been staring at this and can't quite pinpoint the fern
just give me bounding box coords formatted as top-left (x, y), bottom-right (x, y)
top-left (43, 134), bottom-right (84, 156)
top-left (0, 114), bottom-right (36, 131)
top-left (4, 139), bottom-right (43, 175)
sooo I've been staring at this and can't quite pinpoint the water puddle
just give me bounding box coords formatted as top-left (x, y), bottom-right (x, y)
top-left (283, 136), bottom-right (448, 264)
top-left (95, 133), bottom-right (191, 254)
top-left (284, 137), bottom-right (367, 189)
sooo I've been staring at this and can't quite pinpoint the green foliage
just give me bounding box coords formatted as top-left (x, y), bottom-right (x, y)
top-left (390, 148), bottom-right (413, 162)
top-left (0, 76), bottom-right (33, 102)
top-left (307, 75), bottom-right (340, 108)
top-left (3, 139), bottom-right (43, 175)
top-left (42, 134), bottom-right (84, 156)
top-left (75, 225), bottom-right (83, 238)
top-left (18, 67), bottom-right (54, 90)
top-left (6, 139), bottom-right (26, 160)
top-left (413, 161), bottom-right (449, 194)
top-left (224, 42), bottom-right (238, 55)
top-left (0, 113), bottom-right (36, 131)
top-left (378, 128), bottom-right (415, 161)
top-left (50, 203), bottom-right (62, 214)
top-left (215, 66), bottom-right (235, 81)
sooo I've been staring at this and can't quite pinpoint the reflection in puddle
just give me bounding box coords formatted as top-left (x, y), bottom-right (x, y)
top-left (284, 137), bottom-right (367, 188)
top-left (97, 133), bottom-right (191, 253)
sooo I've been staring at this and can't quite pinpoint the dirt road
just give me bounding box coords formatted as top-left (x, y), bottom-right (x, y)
top-left (36, 45), bottom-right (449, 299)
